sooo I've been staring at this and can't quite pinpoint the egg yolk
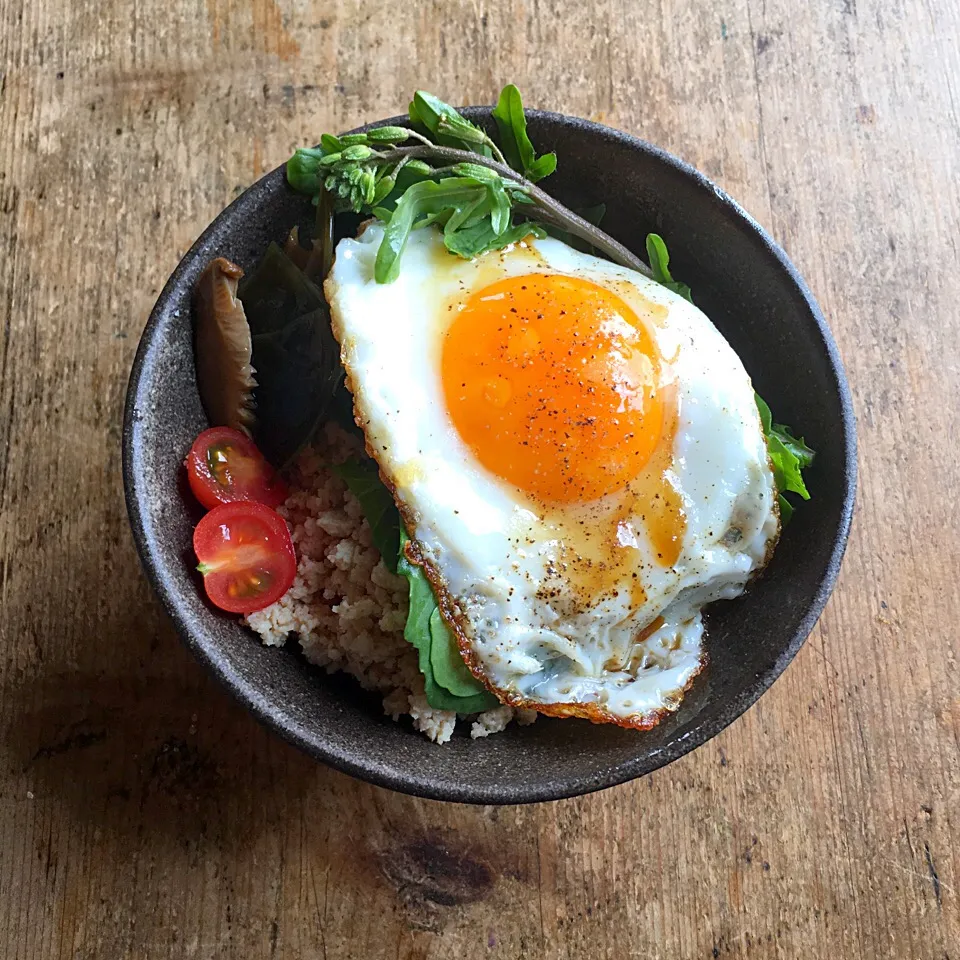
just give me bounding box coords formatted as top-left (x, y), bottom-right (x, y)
top-left (442, 274), bottom-right (664, 503)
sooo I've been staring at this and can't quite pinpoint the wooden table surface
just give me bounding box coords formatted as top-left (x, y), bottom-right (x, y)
top-left (2, 0), bottom-right (959, 957)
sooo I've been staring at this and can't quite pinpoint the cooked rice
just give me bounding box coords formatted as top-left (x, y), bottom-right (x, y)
top-left (245, 423), bottom-right (536, 743)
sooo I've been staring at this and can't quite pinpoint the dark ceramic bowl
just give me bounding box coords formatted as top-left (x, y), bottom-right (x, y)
top-left (123, 109), bottom-right (856, 804)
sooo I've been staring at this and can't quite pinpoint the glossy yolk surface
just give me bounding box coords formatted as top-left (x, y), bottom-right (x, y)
top-left (442, 274), bottom-right (664, 503)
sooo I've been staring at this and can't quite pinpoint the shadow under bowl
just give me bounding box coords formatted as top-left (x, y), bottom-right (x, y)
top-left (123, 109), bottom-right (856, 804)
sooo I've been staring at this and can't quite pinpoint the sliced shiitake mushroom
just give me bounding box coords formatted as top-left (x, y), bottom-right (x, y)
top-left (193, 258), bottom-right (257, 434)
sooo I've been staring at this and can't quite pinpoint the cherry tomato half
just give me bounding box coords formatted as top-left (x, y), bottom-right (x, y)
top-left (185, 427), bottom-right (287, 511)
top-left (193, 502), bottom-right (296, 614)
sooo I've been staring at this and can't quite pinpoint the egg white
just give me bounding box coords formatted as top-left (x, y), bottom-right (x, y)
top-left (325, 223), bottom-right (779, 726)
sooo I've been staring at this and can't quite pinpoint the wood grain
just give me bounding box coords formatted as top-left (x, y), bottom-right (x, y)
top-left (1, 0), bottom-right (958, 957)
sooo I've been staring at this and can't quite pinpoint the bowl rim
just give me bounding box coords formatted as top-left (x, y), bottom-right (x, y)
top-left (123, 107), bottom-right (857, 803)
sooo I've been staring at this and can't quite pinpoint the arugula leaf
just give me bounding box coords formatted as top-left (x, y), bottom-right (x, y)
top-left (645, 233), bottom-right (693, 302)
top-left (444, 218), bottom-right (545, 259)
top-left (397, 530), bottom-right (498, 713)
top-left (329, 460), bottom-right (401, 573)
top-left (374, 174), bottom-right (551, 280)
top-left (773, 423), bottom-right (815, 469)
top-left (443, 187), bottom-right (490, 236)
top-left (374, 177), bottom-right (490, 282)
top-left (487, 178), bottom-right (511, 235)
top-left (756, 392), bottom-right (815, 518)
top-left (767, 433), bottom-right (810, 499)
top-left (492, 83), bottom-right (557, 182)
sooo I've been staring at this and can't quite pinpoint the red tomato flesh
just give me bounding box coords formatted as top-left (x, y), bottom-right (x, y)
top-left (186, 427), bottom-right (287, 511)
top-left (193, 502), bottom-right (296, 614)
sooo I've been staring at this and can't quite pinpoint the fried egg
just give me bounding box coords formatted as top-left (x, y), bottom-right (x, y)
top-left (325, 224), bottom-right (779, 728)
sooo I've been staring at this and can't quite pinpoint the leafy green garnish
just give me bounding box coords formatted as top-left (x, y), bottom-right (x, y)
top-left (286, 84), bottom-right (652, 284)
top-left (237, 243), bottom-right (345, 466)
top-left (398, 530), bottom-right (498, 713)
top-left (374, 176), bottom-right (545, 283)
top-left (428, 608), bottom-right (486, 698)
top-left (445, 219), bottom-right (547, 261)
top-left (492, 84), bottom-right (557, 181)
top-left (755, 393), bottom-right (815, 520)
top-left (645, 233), bottom-right (693, 302)
top-left (329, 460), bottom-right (401, 573)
